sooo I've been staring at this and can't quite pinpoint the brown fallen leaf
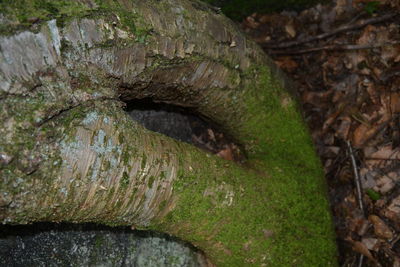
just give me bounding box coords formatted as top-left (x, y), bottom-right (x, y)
top-left (350, 239), bottom-right (376, 262)
top-left (243, 15), bottom-right (260, 29)
top-left (375, 175), bottom-right (395, 194)
top-left (390, 92), bottom-right (400, 113)
top-left (352, 118), bottom-right (390, 147)
top-left (370, 145), bottom-right (399, 159)
top-left (394, 257), bottom-right (400, 267)
top-left (285, 21), bottom-right (296, 38)
top-left (242, 240), bottom-right (252, 251)
top-left (217, 146), bottom-right (234, 161)
top-left (262, 229), bottom-right (274, 239)
top-left (369, 214), bottom-right (394, 240)
top-left (302, 89), bottom-right (333, 108)
top-left (384, 195), bottom-right (400, 221)
top-left (357, 25), bottom-right (377, 45)
top-left (357, 219), bottom-right (371, 236)
top-left (362, 237), bottom-right (379, 251)
top-left (274, 56), bottom-right (298, 72)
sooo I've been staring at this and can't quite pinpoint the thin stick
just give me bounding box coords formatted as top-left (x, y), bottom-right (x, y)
top-left (346, 140), bottom-right (365, 214)
top-left (263, 13), bottom-right (397, 49)
top-left (347, 140), bottom-right (366, 267)
top-left (269, 42), bottom-right (400, 55)
top-left (358, 254), bottom-right (364, 267)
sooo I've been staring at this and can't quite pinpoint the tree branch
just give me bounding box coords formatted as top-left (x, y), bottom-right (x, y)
top-left (269, 42), bottom-right (400, 55)
top-left (263, 13), bottom-right (397, 49)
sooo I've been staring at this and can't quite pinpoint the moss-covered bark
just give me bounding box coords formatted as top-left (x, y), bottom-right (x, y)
top-left (0, 0), bottom-right (337, 266)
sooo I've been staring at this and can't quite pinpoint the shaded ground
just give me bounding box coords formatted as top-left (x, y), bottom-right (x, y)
top-left (241, 0), bottom-right (400, 266)
top-left (0, 223), bottom-right (208, 267)
top-left (126, 100), bottom-right (244, 162)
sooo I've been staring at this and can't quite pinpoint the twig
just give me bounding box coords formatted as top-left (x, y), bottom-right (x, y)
top-left (263, 13), bottom-right (397, 49)
top-left (346, 141), bottom-right (365, 214)
top-left (358, 255), bottom-right (364, 267)
top-left (347, 140), bottom-right (366, 267)
top-left (269, 42), bottom-right (400, 55)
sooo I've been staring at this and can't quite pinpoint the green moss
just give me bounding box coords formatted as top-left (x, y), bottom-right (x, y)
top-left (147, 175), bottom-right (155, 188)
top-left (94, 0), bottom-right (152, 43)
top-left (94, 235), bottom-right (105, 249)
top-left (118, 132), bottom-right (124, 144)
top-left (158, 200), bottom-right (167, 211)
top-left (141, 154), bottom-right (147, 170)
top-left (0, 0), bottom-right (91, 33)
top-left (160, 171), bottom-right (166, 180)
top-left (150, 63), bottom-right (337, 266)
top-left (0, 0), bottom-right (153, 40)
top-left (121, 171), bottom-right (130, 188)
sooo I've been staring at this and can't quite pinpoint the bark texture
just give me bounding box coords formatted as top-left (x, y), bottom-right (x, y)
top-left (0, 0), bottom-right (337, 266)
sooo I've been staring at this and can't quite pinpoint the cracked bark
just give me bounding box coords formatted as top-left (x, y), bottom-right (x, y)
top-left (0, 0), bottom-right (337, 266)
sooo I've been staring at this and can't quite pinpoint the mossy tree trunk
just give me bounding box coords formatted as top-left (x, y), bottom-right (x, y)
top-left (0, 0), bottom-right (337, 266)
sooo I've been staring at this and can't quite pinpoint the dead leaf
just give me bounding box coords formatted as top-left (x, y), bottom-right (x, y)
top-left (334, 0), bottom-right (350, 16)
top-left (351, 240), bottom-right (376, 262)
top-left (360, 169), bottom-right (377, 189)
top-left (362, 237), bottom-right (379, 251)
top-left (207, 129), bottom-right (216, 142)
top-left (258, 14), bottom-right (271, 23)
top-left (262, 229), bottom-right (274, 239)
top-left (390, 92), bottom-right (400, 113)
top-left (302, 89), bottom-right (333, 108)
top-left (242, 240), bottom-right (252, 251)
top-left (253, 35), bottom-right (271, 43)
top-left (370, 145), bottom-right (400, 160)
top-left (369, 214), bottom-right (394, 240)
top-left (352, 123), bottom-right (372, 147)
top-left (394, 257), bottom-right (400, 267)
top-left (243, 16), bottom-right (260, 29)
top-left (357, 25), bottom-right (377, 45)
top-left (357, 219), bottom-right (370, 236)
top-left (381, 44), bottom-right (400, 64)
top-left (375, 175), bottom-right (395, 194)
top-left (217, 146), bottom-right (234, 161)
top-left (274, 56), bottom-right (298, 72)
top-left (285, 21), bottom-right (296, 38)
top-left (384, 195), bottom-right (400, 221)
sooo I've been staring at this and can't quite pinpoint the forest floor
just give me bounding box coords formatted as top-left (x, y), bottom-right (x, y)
top-left (240, 0), bottom-right (400, 266)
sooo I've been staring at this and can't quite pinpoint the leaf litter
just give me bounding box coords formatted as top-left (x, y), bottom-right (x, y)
top-left (242, 0), bottom-right (400, 265)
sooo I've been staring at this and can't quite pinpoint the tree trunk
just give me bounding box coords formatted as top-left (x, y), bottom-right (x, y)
top-left (0, 0), bottom-right (337, 266)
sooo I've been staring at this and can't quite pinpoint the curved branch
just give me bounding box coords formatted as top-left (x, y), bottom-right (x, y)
top-left (0, 0), bottom-right (337, 266)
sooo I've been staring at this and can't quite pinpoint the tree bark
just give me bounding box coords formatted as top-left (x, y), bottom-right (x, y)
top-left (0, 0), bottom-right (337, 266)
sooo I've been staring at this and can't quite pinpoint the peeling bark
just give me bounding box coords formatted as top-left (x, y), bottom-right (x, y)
top-left (0, 0), bottom-right (337, 266)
